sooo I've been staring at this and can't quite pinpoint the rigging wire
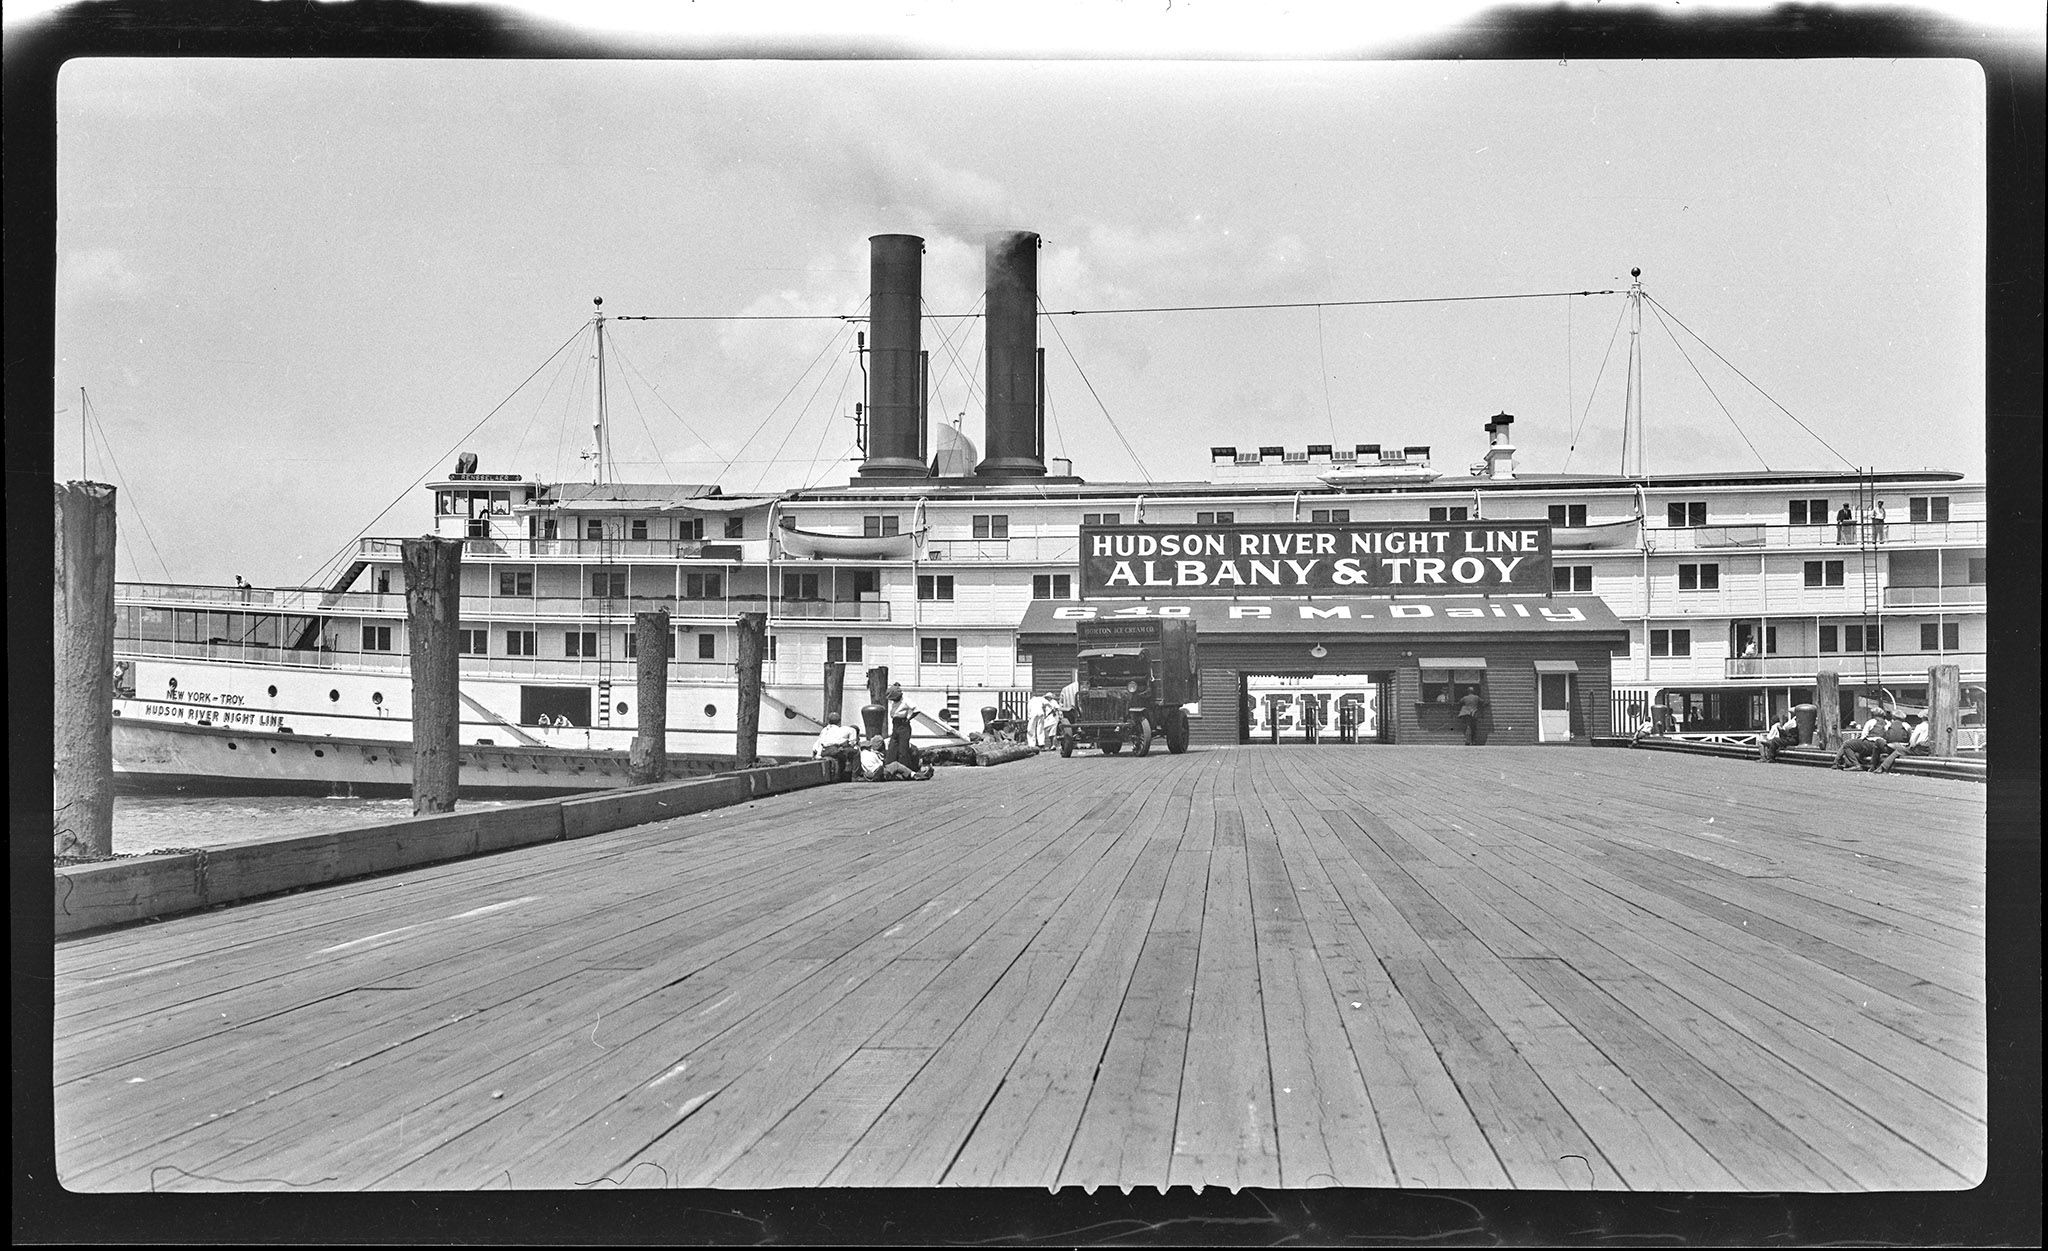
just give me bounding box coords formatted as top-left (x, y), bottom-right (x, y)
top-left (1561, 298), bottom-right (1630, 475)
top-left (715, 322), bottom-right (855, 486)
top-left (608, 328), bottom-right (735, 472)
top-left (308, 323), bottom-right (586, 589)
top-left (1644, 294), bottom-right (1859, 471)
top-left (1644, 299), bottom-right (1771, 471)
top-left (798, 371), bottom-right (857, 491)
top-left (920, 294), bottom-right (989, 438)
top-left (1037, 295), bottom-right (1153, 483)
top-left (750, 323), bottom-right (858, 494)
top-left (601, 337), bottom-right (678, 482)
top-left (82, 393), bottom-right (174, 582)
top-left (1315, 304), bottom-right (1338, 447)
top-left (613, 286), bottom-right (1622, 323)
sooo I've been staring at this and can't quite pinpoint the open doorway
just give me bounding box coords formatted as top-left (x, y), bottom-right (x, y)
top-left (1241, 673), bottom-right (1391, 744)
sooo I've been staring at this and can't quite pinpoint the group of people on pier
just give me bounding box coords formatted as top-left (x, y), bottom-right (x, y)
top-left (809, 683), bottom-right (935, 782)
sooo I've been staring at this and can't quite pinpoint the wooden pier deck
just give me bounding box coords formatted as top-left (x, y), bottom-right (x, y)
top-left (53, 746), bottom-right (1987, 1192)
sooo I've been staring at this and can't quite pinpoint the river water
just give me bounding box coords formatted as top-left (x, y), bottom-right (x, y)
top-left (112, 795), bottom-right (518, 856)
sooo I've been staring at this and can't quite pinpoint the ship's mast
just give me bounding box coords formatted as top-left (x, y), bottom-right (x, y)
top-left (1622, 267), bottom-right (1645, 478)
top-left (590, 297), bottom-right (609, 485)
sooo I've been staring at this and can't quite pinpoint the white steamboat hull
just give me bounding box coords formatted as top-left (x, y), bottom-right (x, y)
top-left (111, 654), bottom-right (972, 795)
top-left (112, 717), bottom-right (751, 798)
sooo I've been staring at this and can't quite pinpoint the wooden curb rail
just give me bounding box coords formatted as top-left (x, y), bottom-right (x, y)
top-left (53, 761), bottom-right (834, 938)
top-left (1627, 735), bottom-right (1987, 782)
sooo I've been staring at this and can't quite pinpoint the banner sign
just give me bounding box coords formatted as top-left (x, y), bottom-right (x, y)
top-left (1079, 522), bottom-right (1553, 598)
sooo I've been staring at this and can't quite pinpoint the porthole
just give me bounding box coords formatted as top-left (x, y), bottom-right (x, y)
top-left (227, 741), bottom-right (238, 750)
top-left (269, 747), bottom-right (278, 754)
top-left (783, 707), bottom-right (798, 719)
top-left (314, 749), bottom-right (325, 757)
top-left (372, 692), bottom-right (384, 705)
top-left (617, 702), bottom-right (629, 716)
top-left (329, 690), bottom-right (340, 702)
top-left (267, 685), bottom-right (278, 697)
top-left (704, 704), bottom-right (717, 717)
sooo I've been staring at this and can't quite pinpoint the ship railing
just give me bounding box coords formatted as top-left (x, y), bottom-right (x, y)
top-left (919, 537), bottom-right (1081, 563)
top-left (457, 594), bottom-right (890, 623)
top-left (113, 637), bottom-right (408, 670)
top-left (1722, 651), bottom-right (1986, 680)
top-left (359, 536), bottom-right (773, 563)
top-left (116, 582), bottom-right (406, 614)
top-left (769, 599), bottom-right (893, 622)
top-left (1649, 519), bottom-right (1985, 553)
top-left (1881, 584), bottom-right (1987, 607)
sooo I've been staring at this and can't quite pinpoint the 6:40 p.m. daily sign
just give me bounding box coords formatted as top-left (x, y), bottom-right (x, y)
top-left (1078, 521), bottom-right (1554, 598)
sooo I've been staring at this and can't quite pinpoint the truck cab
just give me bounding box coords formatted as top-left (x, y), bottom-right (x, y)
top-left (1059, 617), bottom-right (1200, 757)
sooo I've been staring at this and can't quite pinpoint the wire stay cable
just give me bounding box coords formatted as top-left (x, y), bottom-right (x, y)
top-left (308, 322), bottom-right (587, 589)
top-left (1037, 296), bottom-right (1152, 483)
top-left (1645, 294), bottom-right (1858, 470)
top-left (1644, 300), bottom-right (1771, 472)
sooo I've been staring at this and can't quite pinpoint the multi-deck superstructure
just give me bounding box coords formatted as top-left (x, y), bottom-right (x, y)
top-left (108, 230), bottom-right (1987, 789)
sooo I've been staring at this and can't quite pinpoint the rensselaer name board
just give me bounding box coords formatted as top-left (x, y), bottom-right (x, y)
top-left (1080, 521), bottom-right (1552, 597)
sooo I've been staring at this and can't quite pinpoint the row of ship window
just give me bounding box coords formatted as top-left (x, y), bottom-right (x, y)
top-left (496, 563), bottom-right (1982, 601)
top-left (364, 621), bottom-right (1962, 664)
top-left (455, 496), bottom-right (1957, 541)
top-left (490, 569), bottom-right (1075, 602)
top-left (1647, 622), bottom-right (1962, 658)
top-left (374, 627), bottom-right (963, 667)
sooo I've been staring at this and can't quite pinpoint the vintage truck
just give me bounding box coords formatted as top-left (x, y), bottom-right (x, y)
top-left (1058, 616), bottom-right (1200, 757)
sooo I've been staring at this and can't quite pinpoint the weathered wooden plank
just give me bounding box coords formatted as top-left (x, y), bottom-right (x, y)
top-left (710, 1046), bottom-right (935, 1187)
top-left (52, 749), bottom-right (1987, 1195)
top-left (940, 835), bottom-right (1179, 1187)
top-left (1281, 809), bottom-right (1510, 1189)
top-left (1243, 793), bottom-right (1397, 1188)
top-left (1057, 785), bottom-right (1214, 1191)
top-left (1166, 808), bottom-right (1279, 1190)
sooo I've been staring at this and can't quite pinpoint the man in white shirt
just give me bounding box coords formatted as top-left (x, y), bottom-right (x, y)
top-left (1026, 693), bottom-right (1057, 748)
top-left (811, 712), bottom-right (858, 757)
top-left (811, 712), bottom-right (860, 777)
top-left (1876, 714), bottom-right (1933, 772)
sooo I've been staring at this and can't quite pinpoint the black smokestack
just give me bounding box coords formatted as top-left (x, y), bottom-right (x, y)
top-left (858, 233), bottom-right (928, 478)
top-left (976, 230), bottom-right (1046, 477)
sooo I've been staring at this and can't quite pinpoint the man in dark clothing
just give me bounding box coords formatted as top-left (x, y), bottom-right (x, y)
top-left (1455, 688), bottom-right (1484, 745)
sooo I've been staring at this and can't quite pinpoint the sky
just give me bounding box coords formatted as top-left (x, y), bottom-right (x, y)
top-left (53, 51), bottom-right (1995, 586)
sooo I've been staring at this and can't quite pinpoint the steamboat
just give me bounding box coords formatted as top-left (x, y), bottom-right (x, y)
top-left (108, 231), bottom-right (1988, 792)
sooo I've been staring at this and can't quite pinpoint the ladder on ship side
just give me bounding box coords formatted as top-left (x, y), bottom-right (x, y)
top-left (1856, 469), bottom-right (1884, 706)
top-left (595, 521), bottom-right (616, 728)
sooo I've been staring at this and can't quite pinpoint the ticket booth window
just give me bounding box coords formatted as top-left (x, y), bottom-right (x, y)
top-left (1419, 668), bottom-right (1486, 704)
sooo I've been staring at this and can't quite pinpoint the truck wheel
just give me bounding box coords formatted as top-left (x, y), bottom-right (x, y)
top-left (1133, 715), bottom-right (1154, 757)
top-left (1166, 712), bottom-right (1190, 754)
top-left (1102, 737), bottom-right (1122, 755)
top-left (1058, 734), bottom-right (1074, 758)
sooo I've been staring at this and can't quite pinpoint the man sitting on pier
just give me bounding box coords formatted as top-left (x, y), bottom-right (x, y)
top-left (811, 712), bottom-right (861, 778)
top-left (857, 736), bottom-right (932, 782)
top-left (1874, 714), bottom-right (1930, 773)
top-left (1757, 711), bottom-right (1802, 763)
top-left (1833, 711), bottom-right (1889, 771)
